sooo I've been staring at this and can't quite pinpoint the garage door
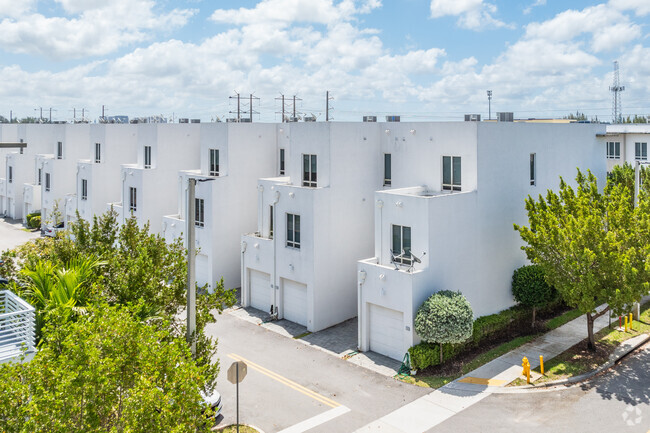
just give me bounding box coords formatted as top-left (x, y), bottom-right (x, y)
top-left (369, 304), bottom-right (404, 361)
top-left (283, 279), bottom-right (308, 326)
top-left (249, 270), bottom-right (271, 312)
top-left (196, 254), bottom-right (210, 290)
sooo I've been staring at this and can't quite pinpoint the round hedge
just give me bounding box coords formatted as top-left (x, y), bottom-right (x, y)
top-left (414, 290), bottom-right (473, 345)
top-left (511, 264), bottom-right (555, 308)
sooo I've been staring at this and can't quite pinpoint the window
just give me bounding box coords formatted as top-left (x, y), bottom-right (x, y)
top-left (195, 198), bottom-right (204, 227)
top-left (635, 142), bottom-right (647, 161)
top-left (95, 142), bottom-right (101, 163)
top-left (384, 153), bottom-right (392, 186)
top-left (144, 146), bottom-right (152, 168)
top-left (269, 205), bottom-right (274, 239)
top-left (607, 141), bottom-right (620, 159)
top-left (279, 149), bottom-right (285, 175)
top-left (530, 153), bottom-right (536, 186)
top-left (45, 173), bottom-right (51, 192)
top-left (209, 149), bottom-right (219, 176)
top-left (81, 179), bottom-right (88, 201)
top-left (442, 156), bottom-right (461, 191)
top-left (391, 225), bottom-right (411, 265)
top-left (129, 187), bottom-right (137, 212)
top-left (38, 168), bottom-right (42, 186)
top-left (57, 141), bottom-right (63, 159)
top-left (286, 213), bottom-right (300, 248)
top-left (8, 166), bottom-right (12, 184)
top-left (302, 154), bottom-right (317, 187)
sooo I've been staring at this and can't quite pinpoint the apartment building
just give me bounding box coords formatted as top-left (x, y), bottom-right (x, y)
top-left (163, 122), bottom-right (278, 291)
top-left (357, 121), bottom-right (607, 360)
top-left (600, 124), bottom-right (650, 171)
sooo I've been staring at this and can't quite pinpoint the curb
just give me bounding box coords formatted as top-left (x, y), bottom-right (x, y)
top-left (493, 333), bottom-right (650, 393)
top-left (214, 424), bottom-right (266, 433)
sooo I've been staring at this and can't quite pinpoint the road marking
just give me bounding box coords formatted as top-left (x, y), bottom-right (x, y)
top-left (228, 353), bottom-right (340, 408)
top-left (277, 405), bottom-right (351, 433)
top-left (458, 377), bottom-right (507, 386)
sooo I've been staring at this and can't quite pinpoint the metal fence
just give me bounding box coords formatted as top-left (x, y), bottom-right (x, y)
top-left (0, 290), bottom-right (35, 363)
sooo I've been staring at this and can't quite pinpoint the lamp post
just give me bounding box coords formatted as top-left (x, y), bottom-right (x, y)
top-left (487, 90), bottom-right (492, 120)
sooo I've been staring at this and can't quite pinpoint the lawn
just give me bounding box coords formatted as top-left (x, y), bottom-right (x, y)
top-left (509, 303), bottom-right (650, 386)
top-left (216, 425), bottom-right (260, 433)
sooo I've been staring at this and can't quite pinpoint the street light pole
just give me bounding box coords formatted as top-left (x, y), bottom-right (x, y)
top-left (487, 90), bottom-right (492, 120)
top-left (187, 178), bottom-right (197, 357)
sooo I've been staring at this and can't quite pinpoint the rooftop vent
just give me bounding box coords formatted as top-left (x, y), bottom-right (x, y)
top-left (464, 114), bottom-right (481, 122)
top-left (179, 118), bottom-right (189, 124)
top-left (497, 112), bottom-right (514, 122)
top-left (386, 115), bottom-right (400, 122)
top-left (363, 116), bottom-right (377, 122)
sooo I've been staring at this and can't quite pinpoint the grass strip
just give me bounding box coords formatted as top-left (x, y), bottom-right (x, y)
top-left (545, 309), bottom-right (582, 330)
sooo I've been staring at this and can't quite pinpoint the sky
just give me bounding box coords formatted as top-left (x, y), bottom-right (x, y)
top-left (0, 0), bottom-right (648, 123)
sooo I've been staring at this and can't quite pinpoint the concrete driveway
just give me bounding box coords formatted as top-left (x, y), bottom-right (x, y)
top-left (0, 217), bottom-right (39, 253)
top-left (206, 309), bottom-right (428, 432)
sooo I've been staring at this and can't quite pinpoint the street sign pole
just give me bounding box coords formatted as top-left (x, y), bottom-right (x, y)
top-left (236, 366), bottom-right (239, 433)
top-left (228, 361), bottom-right (247, 432)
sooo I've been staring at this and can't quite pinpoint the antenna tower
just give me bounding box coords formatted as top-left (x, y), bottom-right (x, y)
top-left (610, 61), bottom-right (625, 124)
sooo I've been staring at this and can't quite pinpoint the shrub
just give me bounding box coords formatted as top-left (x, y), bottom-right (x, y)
top-left (28, 215), bottom-right (41, 229)
top-left (414, 290), bottom-right (473, 364)
top-left (409, 341), bottom-right (462, 370)
top-left (512, 264), bottom-right (556, 326)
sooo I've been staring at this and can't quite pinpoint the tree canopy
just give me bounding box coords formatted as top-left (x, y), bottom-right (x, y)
top-left (514, 169), bottom-right (650, 349)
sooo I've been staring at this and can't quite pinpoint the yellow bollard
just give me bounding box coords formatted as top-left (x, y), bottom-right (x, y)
top-left (624, 315), bottom-right (628, 332)
top-left (526, 365), bottom-right (531, 384)
top-left (629, 313), bottom-right (633, 331)
top-left (522, 357), bottom-right (529, 375)
top-left (540, 355), bottom-right (544, 375)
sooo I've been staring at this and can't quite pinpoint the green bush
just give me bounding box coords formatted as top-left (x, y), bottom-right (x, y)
top-left (28, 215), bottom-right (41, 229)
top-left (415, 290), bottom-right (474, 345)
top-left (512, 264), bottom-right (556, 325)
top-left (409, 341), bottom-right (462, 370)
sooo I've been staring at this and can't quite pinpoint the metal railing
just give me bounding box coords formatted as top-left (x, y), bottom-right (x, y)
top-left (0, 290), bottom-right (35, 363)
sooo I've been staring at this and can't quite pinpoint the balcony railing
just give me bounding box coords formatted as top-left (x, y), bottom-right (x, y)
top-left (0, 290), bottom-right (35, 364)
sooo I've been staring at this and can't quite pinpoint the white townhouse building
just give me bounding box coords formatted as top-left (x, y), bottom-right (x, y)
top-left (357, 121), bottom-right (607, 361)
top-left (66, 125), bottom-right (139, 226)
top-left (163, 123), bottom-right (278, 291)
top-left (109, 124), bottom-right (201, 232)
top-left (600, 124), bottom-right (650, 171)
top-left (240, 121), bottom-right (384, 332)
top-left (1, 124), bottom-right (65, 220)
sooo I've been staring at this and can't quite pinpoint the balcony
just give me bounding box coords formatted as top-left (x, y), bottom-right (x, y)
top-left (0, 290), bottom-right (35, 364)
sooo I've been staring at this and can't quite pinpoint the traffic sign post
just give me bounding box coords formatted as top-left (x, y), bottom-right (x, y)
top-left (228, 361), bottom-right (247, 433)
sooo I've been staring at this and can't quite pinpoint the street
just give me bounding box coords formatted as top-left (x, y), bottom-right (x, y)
top-left (433, 343), bottom-right (650, 433)
top-left (0, 218), bottom-right (39, 253)
top-left (207, 309), bottom-right (429, 432)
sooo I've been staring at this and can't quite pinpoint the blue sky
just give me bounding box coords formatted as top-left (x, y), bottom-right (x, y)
top-left (0, 0), bottom-right (648, 122)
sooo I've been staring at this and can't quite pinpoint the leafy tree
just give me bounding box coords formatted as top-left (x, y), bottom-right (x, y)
top-left (511, 264), bottom-right (556, 327)
top-left (514, 170), bottom-right (650, 349)
top-left (0, 303), bottom-right (214, 433)
top-left (414, 290), bottom-right (473, 364)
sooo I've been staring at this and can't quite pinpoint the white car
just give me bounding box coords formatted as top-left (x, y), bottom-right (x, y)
top-left (42, 221), bottom-right (65, 237)
top-left (202, 390), bottom-right (222, 418)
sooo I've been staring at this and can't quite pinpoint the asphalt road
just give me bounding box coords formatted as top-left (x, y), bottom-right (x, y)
top-left (432, 343), bottom-right (650, 433)
top-left (0, 218), bottom-right (39, 254)
top-left (206, 309), bottom-right (429, 432)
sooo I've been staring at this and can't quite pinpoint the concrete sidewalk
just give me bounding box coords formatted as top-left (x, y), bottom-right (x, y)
top-left (354, 305), bottom-right (635, 433)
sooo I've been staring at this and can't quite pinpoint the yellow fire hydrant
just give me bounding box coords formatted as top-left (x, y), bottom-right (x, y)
top-left (522, 357), bottom-right (531, 384)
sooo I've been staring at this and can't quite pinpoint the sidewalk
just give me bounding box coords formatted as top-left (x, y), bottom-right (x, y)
top-left (354, 305), bottom-right (641, 433)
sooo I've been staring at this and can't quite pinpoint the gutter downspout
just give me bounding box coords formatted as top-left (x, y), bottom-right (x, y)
top-left (377, 199), bottom-right (384, 264)
top-left (241, 240), bottom-right (247, 305)
top-left (358, 270), bottom-right (367, 350)
top-left (272, 190), bottom-right (280, 317)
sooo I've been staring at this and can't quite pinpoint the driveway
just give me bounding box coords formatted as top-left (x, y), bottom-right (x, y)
top-left (206, 309), bottom-right (428, 432)
top-left (0, 217), bottom-right (39, 253)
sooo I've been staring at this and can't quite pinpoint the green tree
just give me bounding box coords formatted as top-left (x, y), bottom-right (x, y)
top-left (514, 170), bottom-right (650, 349)
top-left (414, 290), bottom-right (473, 364)
top-left (511, 264), bottom-right (556, 327)
top-left (0, 303), bottom-right (214, 433)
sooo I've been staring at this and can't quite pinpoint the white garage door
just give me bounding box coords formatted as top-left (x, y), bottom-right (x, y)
top-left (196, 254), bottom-right (210, 290)
top-left (249, 270), bottom-right (271, 312)
top-left (283, 279), bottom-right (308, 326)
top-left (369, 304), bottom-right (405, 361)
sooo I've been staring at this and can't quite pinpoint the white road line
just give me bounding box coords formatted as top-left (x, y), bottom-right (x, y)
top-left (277, 405), bottom-right (351, 433)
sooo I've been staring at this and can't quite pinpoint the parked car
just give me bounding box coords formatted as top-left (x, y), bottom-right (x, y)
top-left (42, 221), bottom-right (65, 237)
top-left (202, 390), bottom-right (222, 418)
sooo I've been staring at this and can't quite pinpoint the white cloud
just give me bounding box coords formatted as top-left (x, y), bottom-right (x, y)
top-left (430, 0), bottom-right (510, 30)
top-left (0, 0), bottom-right (196, 59)
top-left (609, 0), bottom-right (650, 16)
top-left (0, 0), bottom-right (35, 18)
top-left (523, 0), bottom-right (546, 15)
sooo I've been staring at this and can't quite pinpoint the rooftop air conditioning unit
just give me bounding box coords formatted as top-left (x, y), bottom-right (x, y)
top-left (239, 118), bottom-right (252, 123)
top-left (497, 112), bottom-right (514, 122)
top-left (226, 118), bottom-right (238, 123)
top-left (363, 116), bottom-right (377, 122)
top-left (179, 118), bottom-right (189, 123)
top-left (289, 116), bottom-right (299, 122)
top-left (190, 119), bottom-right (200, 123)
top-left (464, 114), bottom-right (481, 121)
top-left (304, 116), bottom-right (316, 122)
top-left (386, 115), bottom-right (400, 122)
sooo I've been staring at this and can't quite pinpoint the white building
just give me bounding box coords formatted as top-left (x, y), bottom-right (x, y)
top-left (109, 124), bottom-right (201, 232)
top-left (241, 122), bottom-right (383, 332)
top-left (163, 123), bottom-right (278, 291)
top-left (357, 121), bottom-right (607, 361)
top-left (600, 124), bottom-right (650, 171)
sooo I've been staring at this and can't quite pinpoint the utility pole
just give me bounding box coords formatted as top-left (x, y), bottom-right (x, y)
top-left (487, 90), bottom-right (493, 120)
top-left (276, 94), bottom-right (286, 122)
top-left (187, 178), bottom-right (197, 357)
top-left (229, 92), bottom-right (241, 121)
top-left (326, 91), bottom-right (334, 121)
top-left (610, 61), bottom-right (625, 124)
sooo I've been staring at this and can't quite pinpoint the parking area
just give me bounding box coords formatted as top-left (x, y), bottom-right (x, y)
top-left (0, 217), bottom-right (39, 253)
